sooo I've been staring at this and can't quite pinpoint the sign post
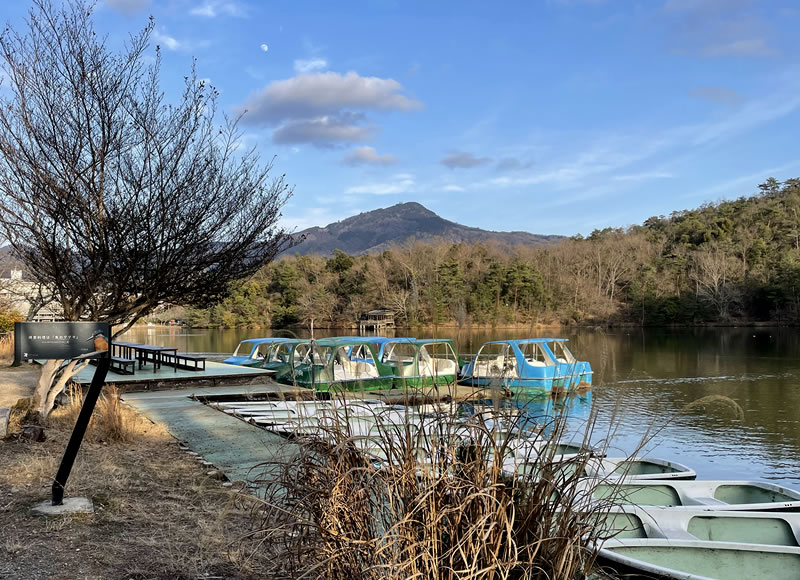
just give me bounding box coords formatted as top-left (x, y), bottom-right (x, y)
top-left (14, 322), bottom-right (111, 506)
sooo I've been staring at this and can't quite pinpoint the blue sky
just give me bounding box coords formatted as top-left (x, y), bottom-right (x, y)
top-left (4, 0), bottom-right (800, 236)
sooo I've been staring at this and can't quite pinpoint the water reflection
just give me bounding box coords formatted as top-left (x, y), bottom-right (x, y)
top-left (456, 391), bottom-right (593, 439)
top-left (121, 325), bottom-right (800, 488)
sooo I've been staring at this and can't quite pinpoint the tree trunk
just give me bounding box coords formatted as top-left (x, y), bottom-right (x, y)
top-left (33, 359), bottom-right (90, 418)
top-left (33, 360), bottom-right (61, 417)
top-left (41, 359), bottom-right (89, 418)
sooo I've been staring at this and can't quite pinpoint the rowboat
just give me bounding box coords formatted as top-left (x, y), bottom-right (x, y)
top-left (382, 338), bottom-right (464, 388)
top-left (458, 339), bottom-right (592, 393)
top-left (597, 539), bottom-right (800, 580)
top-left (588, 479), bottom-right (800, 511)
top-left (506, 454), bottom-right (694, 481)
top-left (585, 457), bottom-right (697, 481)
top-left (597, 506), bottom-right (800, 545)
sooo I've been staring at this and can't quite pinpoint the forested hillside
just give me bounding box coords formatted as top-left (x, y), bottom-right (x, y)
top-left (186, 178), bottom-right (800, 328)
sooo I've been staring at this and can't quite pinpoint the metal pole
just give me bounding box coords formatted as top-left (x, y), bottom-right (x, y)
top-left (51, 355), bottom-right (110, 505)
top-left (11, 324), bottom-right (21, 367)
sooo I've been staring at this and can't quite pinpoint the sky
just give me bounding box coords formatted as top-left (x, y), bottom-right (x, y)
top-left (2, 0), bottom-right (800, 236)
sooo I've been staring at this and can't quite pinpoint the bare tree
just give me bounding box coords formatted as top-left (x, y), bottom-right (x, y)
top-left (691, 243), bottom-right (743, 321)
top-left (297, 284), bottom-right (336, 335)
top-left (0, 0), bottom-right (292, 416)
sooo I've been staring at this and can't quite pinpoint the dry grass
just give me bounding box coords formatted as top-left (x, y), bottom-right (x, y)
top-left (241, 390), bottom-right (624, 579)
top-left (46, 384), bottom-right (144, 443)
top-left (0, 384), bottom-right (279, 579)
top-left (0, 333), bottom-right (13, 360)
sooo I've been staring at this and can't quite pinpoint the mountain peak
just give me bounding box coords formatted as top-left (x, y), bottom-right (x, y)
top-left (285, 203), bottom-right (562, 256)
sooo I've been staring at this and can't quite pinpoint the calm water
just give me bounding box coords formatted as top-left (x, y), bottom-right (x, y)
top-left (122, 326), bottom-right (800, 488)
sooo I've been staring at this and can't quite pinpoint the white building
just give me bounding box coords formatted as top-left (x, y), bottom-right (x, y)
top-left (0, 270), bottom-right (64, 322)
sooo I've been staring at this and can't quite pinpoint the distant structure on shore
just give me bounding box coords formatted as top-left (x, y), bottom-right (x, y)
top-left (359, 309), bottom-right (395, 334)
top-left (0, 269), bottom-right (63, 322)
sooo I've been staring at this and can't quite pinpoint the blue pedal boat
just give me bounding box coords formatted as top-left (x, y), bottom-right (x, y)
top-left (223, 337), bottom-right (297, 367)
top-left (459, 338), bottom-right (592, 393)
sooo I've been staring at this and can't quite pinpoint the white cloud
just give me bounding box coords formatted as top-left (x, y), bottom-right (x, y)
top-left (272, 114), bottom-right (374, 146)
top-left (613, 171), bottom-right (674, 182)
top-left (345, 174), bottom-right (415, 195)
top-left (476, 82), bottom-right (800, 193)
top-left (190, 1), bottom-right (246, 18)
top-left (703, 38), bottom-right (774, 58)
top-left (496, 157), bottom-right (535, 171)
top-left (294, 58), bottom-right (328, 74)
top-left (343, 146), bottom-right (397, 166)
top-left (260, 44), bottom-right (269, 52)
top-left (665, 0), bottom-right (777, 58)
top-left (236, 70), bottom-right (422, 147)
top-left (152, 28), bottom-right (180, 51)
top-left (441, 151), bottom-right (491, 169)
top-left (689, 86), bottom-right (743, 105)
top-left (442, 185), bottom-right (465, 192)
top-left (280, 207), bottom-right (344, 231)
top-left (235, 71), bottom-right (422, 125)
top-left (679, 160), bottom-right (800, 201)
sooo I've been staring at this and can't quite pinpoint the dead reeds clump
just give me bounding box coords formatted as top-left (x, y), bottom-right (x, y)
top-left (244, 393), bottom-right (616, 579)
top-left (0, 332), bottom-right (13, 360)
top-left (48, 384), bottom-right (142, 443)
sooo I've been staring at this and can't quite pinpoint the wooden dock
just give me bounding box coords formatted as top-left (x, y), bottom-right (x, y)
top-left (74, 360), bottom-right (273, 392)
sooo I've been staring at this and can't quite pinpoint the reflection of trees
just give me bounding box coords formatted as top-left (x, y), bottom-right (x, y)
top-left (580, 327), bottom-right (800, 474)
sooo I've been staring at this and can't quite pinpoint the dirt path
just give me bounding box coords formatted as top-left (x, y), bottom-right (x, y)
top-left (0, 363), bottom-right (39, 407)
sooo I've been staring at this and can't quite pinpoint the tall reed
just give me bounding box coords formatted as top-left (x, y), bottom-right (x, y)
top-left (0, 332), bottom-right (13, 360)
top-left (243, 386), bottom-right (623, 579)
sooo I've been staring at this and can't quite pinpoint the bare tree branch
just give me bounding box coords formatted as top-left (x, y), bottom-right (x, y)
top-left (0, 0), bottom-right (294, 415)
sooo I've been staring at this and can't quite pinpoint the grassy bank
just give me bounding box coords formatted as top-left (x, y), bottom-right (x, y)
top-left (0, 383), bottom-right (274, 580)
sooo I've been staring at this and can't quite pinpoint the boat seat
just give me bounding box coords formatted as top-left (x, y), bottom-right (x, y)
top-left (650, 527), bottom-right (697, 540)
top-left (420, 358), bottom-right (458, 377)
top-left (691, 496), bottom-right (728, 506)
top-left (334, 359), bottom-right (380, 380)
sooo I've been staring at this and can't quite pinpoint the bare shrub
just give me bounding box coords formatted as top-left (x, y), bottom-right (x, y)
top-left (241, 392), bottom-right (621, 579)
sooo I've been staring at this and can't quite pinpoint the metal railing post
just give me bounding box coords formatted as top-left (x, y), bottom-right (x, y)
top-left (51, 354), bottom-right (111, 505)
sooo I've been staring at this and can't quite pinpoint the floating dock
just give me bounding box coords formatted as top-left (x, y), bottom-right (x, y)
top-left (75, 360), bottom-right (273, 392)
top-left (121, 382), bottom-right (303, 484)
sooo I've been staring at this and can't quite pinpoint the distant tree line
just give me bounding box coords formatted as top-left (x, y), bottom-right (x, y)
top-left (183, 177), bottom-right (800, 327)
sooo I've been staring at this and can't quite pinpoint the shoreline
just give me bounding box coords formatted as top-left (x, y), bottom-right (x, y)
top-left (142, 320), bottom-right (798, 331)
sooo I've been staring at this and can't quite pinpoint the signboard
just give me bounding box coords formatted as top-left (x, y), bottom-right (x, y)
top-left (14, 322), bottom-right (110, 360)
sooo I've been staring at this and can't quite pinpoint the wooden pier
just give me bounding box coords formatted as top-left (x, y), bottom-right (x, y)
top-left (358, 308), bottom-right (395, 333)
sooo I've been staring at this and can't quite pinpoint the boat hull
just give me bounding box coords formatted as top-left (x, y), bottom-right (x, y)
top-left (458, 373), bottom-right (592, 393)
top-left (585, 457), bottom-right (697, 481)
top-left (393, 374), bottom-right (457, 388)
top-left (302, 377), bottom-right (396, 392)
top-left (598, 539), bottom-right (800, 580)
top-left (597, 507), bottom-right (800, 546)
top-left (588, 479), bottom-right (800, 511)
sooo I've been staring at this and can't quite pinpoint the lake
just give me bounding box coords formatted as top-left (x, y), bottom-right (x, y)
top-left (121, 325), bottom-right (800, 489)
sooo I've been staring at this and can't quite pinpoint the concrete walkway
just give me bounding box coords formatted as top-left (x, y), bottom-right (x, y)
top-left (122, 384), bottom-right (303, 485)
